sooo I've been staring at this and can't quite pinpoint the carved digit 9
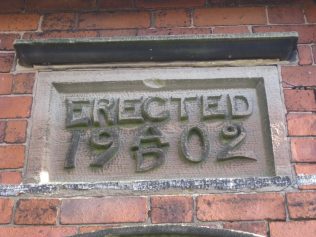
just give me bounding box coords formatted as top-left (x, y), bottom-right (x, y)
top-left (217, 123), bottom-right (257, 161)
top-left (90, 127), bottom-right (119, 167)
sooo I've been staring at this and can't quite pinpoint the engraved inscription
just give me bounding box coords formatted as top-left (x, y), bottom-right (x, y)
top-left (131, 125), bottom-right (169, 172)
top-left (180, 124), bottom-right (210, 163)
top-left (26, 68), bottom-right (291, 183)
top-left (90, 127), bottom-right (119, 167)
top-left (64, 93), bottom-right (255, 172)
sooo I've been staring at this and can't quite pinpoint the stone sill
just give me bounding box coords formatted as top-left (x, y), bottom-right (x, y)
top-left (14, 32), bottom-right (298, 67)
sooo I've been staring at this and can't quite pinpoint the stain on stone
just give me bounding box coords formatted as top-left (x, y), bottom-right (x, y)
top-left (0, 175), bottom-right (300, 197)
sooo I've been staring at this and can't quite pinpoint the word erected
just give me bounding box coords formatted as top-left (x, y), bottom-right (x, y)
top-left (66, 94), bottom-right (252, 128)
top-left (64, 94), bottom-right (256, 172)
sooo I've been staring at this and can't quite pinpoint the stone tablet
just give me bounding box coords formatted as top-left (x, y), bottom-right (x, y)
top-left (26, 66), bottom-right (291, 184)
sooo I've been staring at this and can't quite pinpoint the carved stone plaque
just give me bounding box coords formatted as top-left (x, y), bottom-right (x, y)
top-left (26, 66), bottom-right (291, 184)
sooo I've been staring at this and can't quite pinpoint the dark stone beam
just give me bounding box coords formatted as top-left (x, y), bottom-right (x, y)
top-left (14, 33), bottom-right (298, 66)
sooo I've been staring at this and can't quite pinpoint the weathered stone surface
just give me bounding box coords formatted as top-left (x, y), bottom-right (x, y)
top-left (25, 67), bottom-right (291, 186)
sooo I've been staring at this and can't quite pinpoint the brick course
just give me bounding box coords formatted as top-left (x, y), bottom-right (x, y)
top-left (0, 171), bottom-right (22, 184)
top-left (284, 89), bottom-right (316, 112)
top-left (223, 221), bottom-right (267, 236)
top-left (270, 221), bottom-right (316, 237)
top-left (0, 199), bottom-right (14, 224)
top-left (79, 11), bottom-right (151, 29)
top-left (268, 6), bottom-right (304, 24)
top-left (0, 145), bottom-right (24, 168)
top-left (151, 196), bottom-right (193, 223)
top-left (0, 227), bottom-right (77, 237)
top-left (0, 96), bottom-right (32, 119)
top-left (0, 14), bottom-right (39, 31)
top-left (196, 193), bottom-right (285, 221)
top-left (14, 199), bottom-right (60, 225)
top-left (194, 7), bottom-right (266, 26)
top-left (287, 192), bottom-right (316, 219)
top-left (287, 114), bottom-right (316, 136)
top-left (4, 120), bottom-right (27, 143)
top-left (298, 45), bottom-right (313, 65)
top-left (61, 197), bottom-right (148, 224)
top-left (291, 138), bottom-right (316, 162)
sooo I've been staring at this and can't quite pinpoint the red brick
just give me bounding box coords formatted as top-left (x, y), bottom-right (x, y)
top-left (156, 10), bottom-right (190, 28)
top-left (291, 138), bottom-right (316, 162)
top-left (223, 221), bottom-right (267, 236)
top-left (287, 113), bottom-right (316, 136)
top-left (4, 120), bottom-right (27, 143)
top-left (12, 73), bottom-right (35, 94)
top-left (0, 96), bottom-right (32, 119)
top-left (194, 7), bottom-right (266, 26)
top-left (313, 45), bottom-right (316, 64)
top-left (284, 90), bottom-right (316, 112)
top-left (26, 0), bottom-right (96, 11)
top-left (14, 199), bottom-right (60, 225)
top-left (213, 26), bottom-right (250, 34)
top-left (42, 13), bottom-right (75, 31)
top-left (0, 121), bottom-right (5, 143)
top-left (99, 29), bottom-right (138, 37)
top-left (196, 193), bottom-right (285, 221)
top-left (0, 74), bottom-right (12, 95)
top-left (98, 0), bottom-right (134, 9)
top-left (135, 0), bottom-right (205, 9)
top-left (0, 145), bottom-right (24, 168)
top-left (137, 27), bottom-right (212, 36)
top-left (253, 25), bottom-right (316, 44)
top-left (0, 34), bottom-right (20, 50)
top-left (0, 227), bottom-right (77, 237)
top-left (0, 0), bottom-right (24, 13)
top-left (0, 172), bottom-right (22, 184)
top-left (79, 225), bottom-right (118, 234)
top-left (151, 196), bottom-right (193, 224)
top-left (287, 192), bottom-right (316, 219)
top-left (210, 0), bottom-right (293, 6)
top-left (295, 164), bottom-right (316, 190)
top-left (295, 164), bottom-right (316, 175)
top-left (79, 11), bottom-right (150, 29)
top-left (268, 6), bottom-right (304, 24)
top-left (23, 30), bottom-right (98, 40)
top-left (0, 199), bottom-right (14, 224)
top-left (0, 53), bottom-right (14, 73)
top-left (298, 45), bottom-right (313, 65)
top-left (305, 4), bottom-right (316, 23)
top-left (61, 197), bottom-right (148, 224)
top-left (270, 221), bottom-right (316, 237)
top-left (281, 66), bottom-right (316, 87)
top-left (0, 14), bottom-right (40, 31)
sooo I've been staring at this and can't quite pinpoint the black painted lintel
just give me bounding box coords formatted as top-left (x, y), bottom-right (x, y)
top-left (14, 32), bottom-right (298, 66)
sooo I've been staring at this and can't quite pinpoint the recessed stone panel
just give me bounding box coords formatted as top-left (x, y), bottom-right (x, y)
top-left (26, 66), bottom-right (291, 184)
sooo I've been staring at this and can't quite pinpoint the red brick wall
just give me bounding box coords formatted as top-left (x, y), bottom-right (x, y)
top-left (0, 0), bottom-right (315, 236)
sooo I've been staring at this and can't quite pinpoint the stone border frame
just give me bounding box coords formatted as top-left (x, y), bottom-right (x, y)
top-left (24, 66), bottom-right (292, 193)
